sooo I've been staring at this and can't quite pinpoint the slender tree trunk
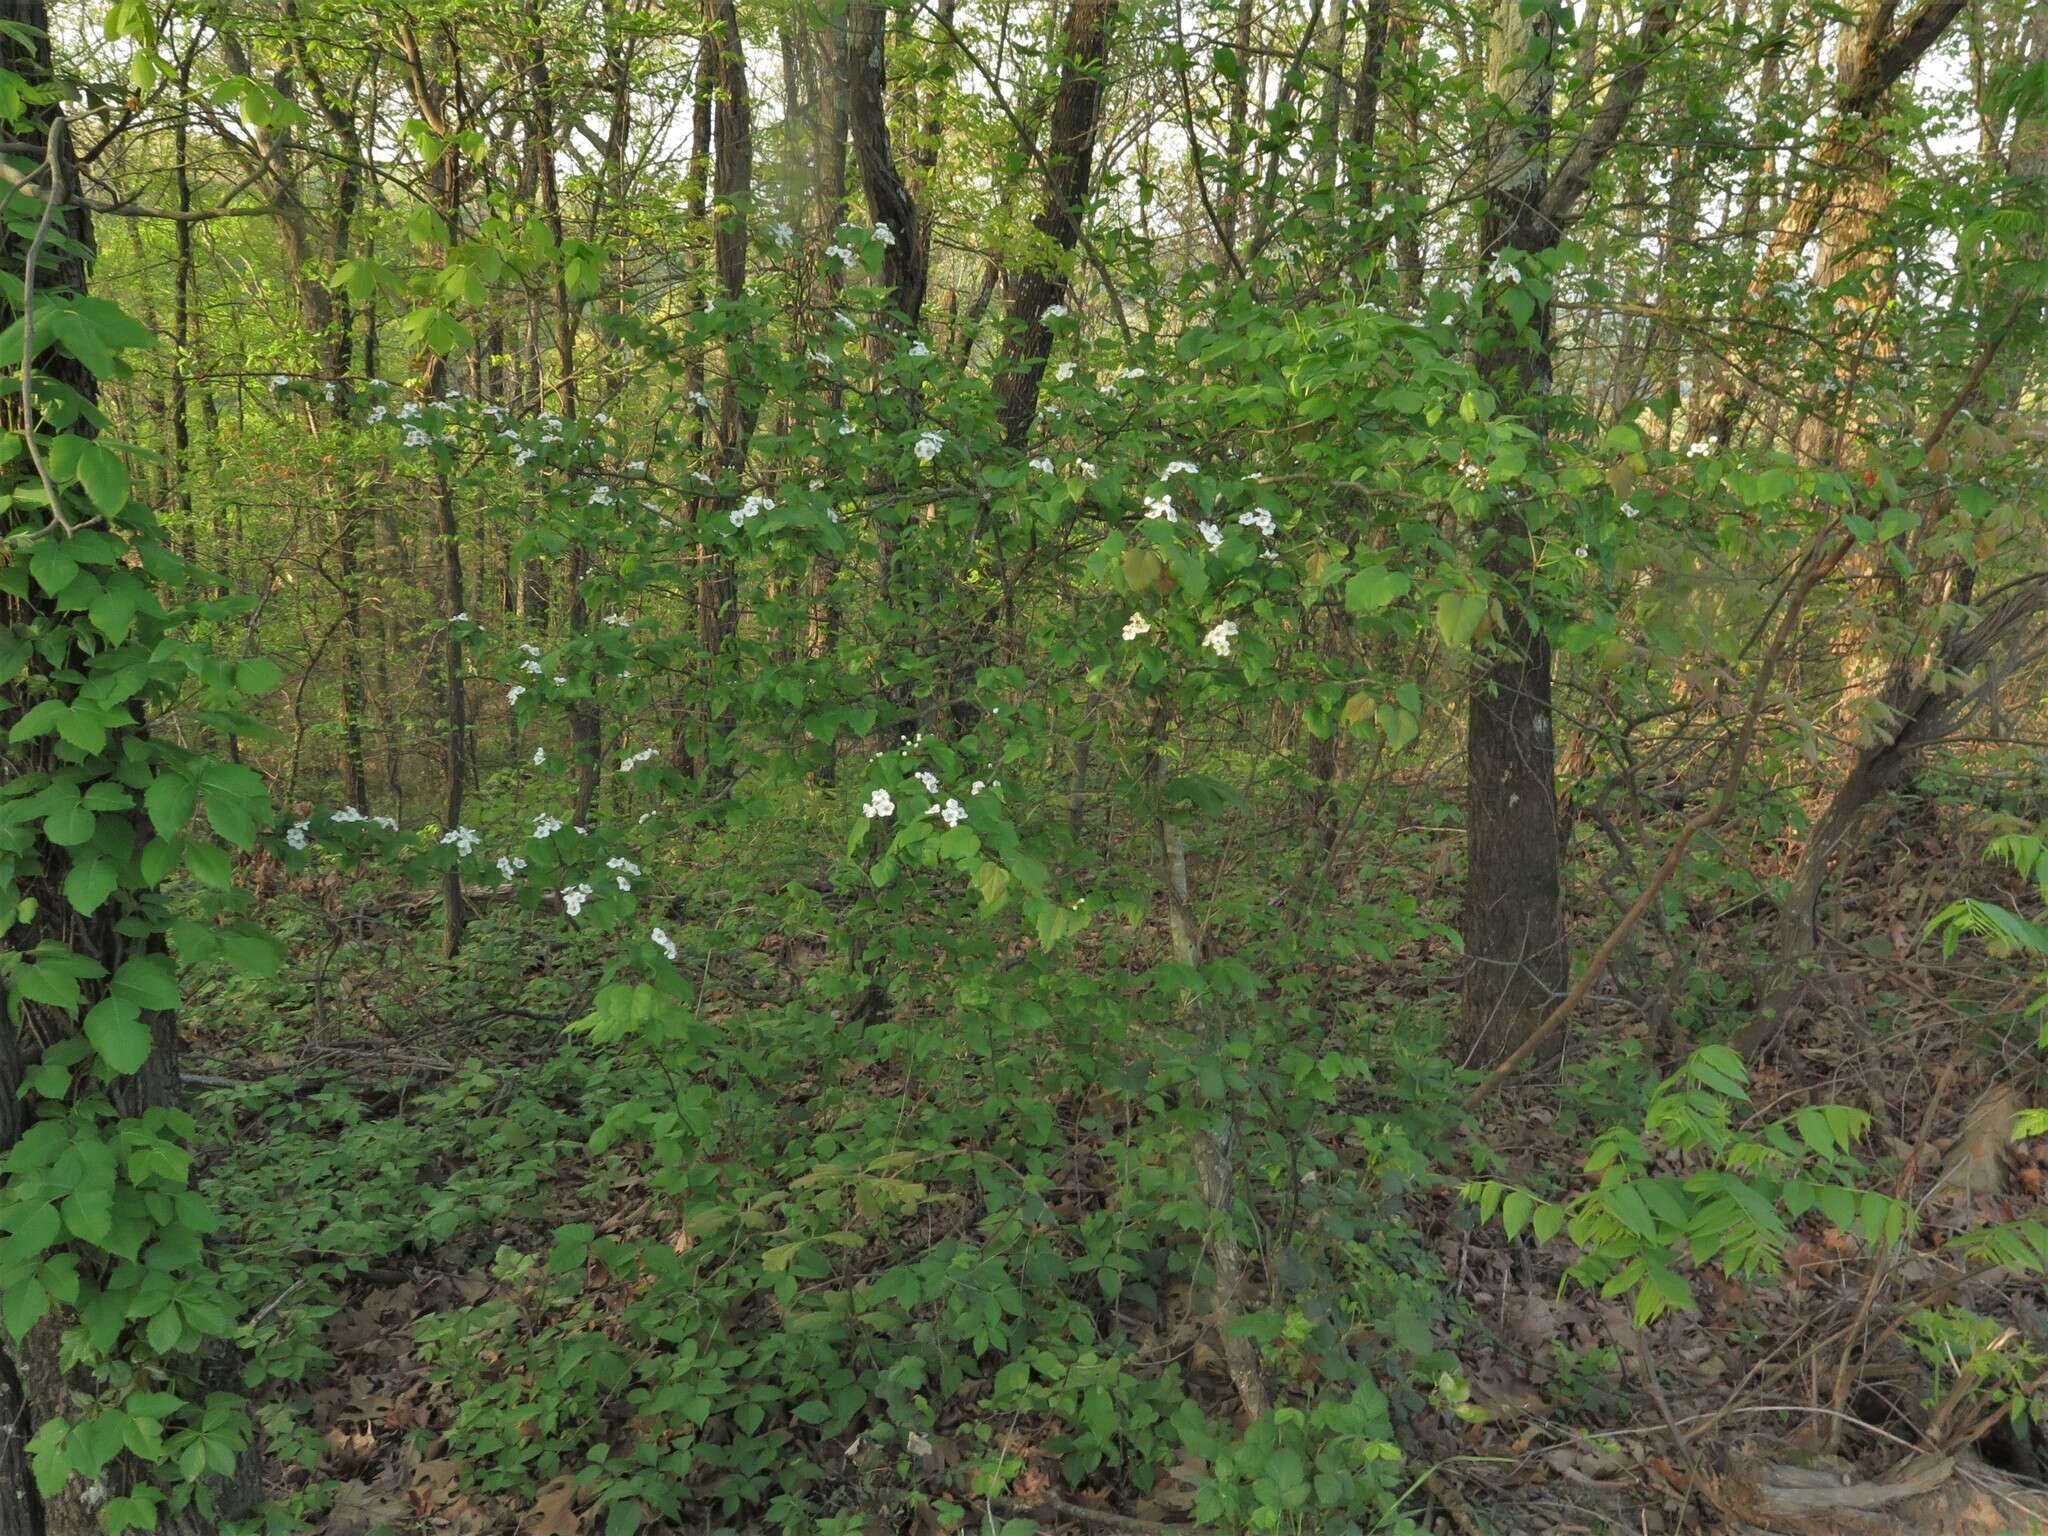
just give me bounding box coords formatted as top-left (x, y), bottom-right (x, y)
top-left (1460, 0), bottom-right (1567, 1066)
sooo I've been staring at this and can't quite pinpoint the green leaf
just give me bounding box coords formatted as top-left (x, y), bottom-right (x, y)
top-left (84, 996), bottom-right (150, 1074)
top-left (44, 803), bottom-right (94, 846)
top-left (183, 839), bottom-right (233, 889)
top-left (63, 857), bottom-right (117, 915)
top-left (144, 773), bottom-right (197, 836)
top-left (1434, 591), bottom-right (1488, 650)
top-left (75, 442), bottom-right (129, 516)
top-left (1344, 567), bottom-right (1410, 613)
top-left (27, 544), bottom-right (77, 596)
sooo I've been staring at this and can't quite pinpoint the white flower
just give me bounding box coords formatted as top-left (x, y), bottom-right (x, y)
top-left (533, 813), bottom-right (564, 838)
top-left (402, 426), bottom-right (431, 450)
top-left (1198, 520), bottom-right (1223, 552)
top-left (1053, 361), bottom-right (1077, 382)
top-left (604, 612), bottom-right (629, 627)
top-left (651, 927), bottom-right (678, 961)
top-left (561, 883), bottom-right (595, 918)
top-left (496, 854), bottom-right (527, 880)
top-left (1622, 501), bottom-right (1642, 519)
top-left (514, 447), bottom-right (537, 467)
top-left (908, 340), bottom-right (930, 358)
top-left (730, 492), bottom-right (776, 528)
top-left (873, 221), bottom-right (898, 247)
top-left (330, 806), bottom-right (366, 823)
top-left (589, 484), bottom-right (614, 507)
top-left (914, 770), bottom-right (941, 794)
top-left (284, 820), bottom-right (310, 851)
top-left (1122, 612), bottom-right (1152, 641)
top-left (825, 243), bottom-right (855, 265)
top-left (440, 825), bottom-right (482, 856)
top-left (1122, 367), bottom-right (1146, 380)
top-left (1163, 460), bottom-right (1199, 477)
top-left (1487, 253), bottom-right (1521, 285)
top-left (1203, 620), bottom-right (1238, 657)
top-left (532, 747), bottom-right (547, 766)
top-left (450, 611), bottom-right (469, 625)
top-left (270, 374), bottom-right (290, 390)
top-left (1143, 494), bottom-right (1177, 523)
top-left (1462, 461), bottom-right (1484, 484)
top-left (937, 798), bottom-right (967, 828)
top-left (690, 390), bottom-right (713, 409)
top-left (1044, 303), bottom-right (1069, 320)
top-left (913, 431), bottom-right (944, 464)
top-left (1574, 544), bottom-right (1590, 559)
top-left (373, 816), bottom-right (398, 831)
top-left (367, 404), bottom-right (388, 424)
top-left (620, 747), bottom-right (658, 771)
top-left (1076, 460), bottom-right (1098, 479)
top-left (1238, 507), bottom-right (1276, 536)
top-left (970, 780), bottom-right (986, 795)
top-left (837, 419), bottom-right (856, 436)
top-left (1687, 440), bottom-right (1714, 458)
top-left (862, 787), bottom-right (895, 819)
top-left (770, 221), bottom-right (794, 246)
top-left (553, 675), bottom-right (568, 686)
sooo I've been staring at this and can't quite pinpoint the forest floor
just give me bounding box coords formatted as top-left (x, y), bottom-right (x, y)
top-left (181, 791), bottom-right (2048, 1535)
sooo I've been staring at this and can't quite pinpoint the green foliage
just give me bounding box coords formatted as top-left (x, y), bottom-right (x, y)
top-left (1467, 1049), bottom-right (1906, 1325)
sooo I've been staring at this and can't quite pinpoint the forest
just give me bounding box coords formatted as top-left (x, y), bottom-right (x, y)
top-left (1, 0), bottom-right (2047, 1528)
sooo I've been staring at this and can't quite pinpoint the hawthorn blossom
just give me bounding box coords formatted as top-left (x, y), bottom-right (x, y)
top-left (285, 821), bottom-right (310, 851)
top-left (651, 927), bottom-right (678, 961)
top-left (1238, 507), bottom-right (1277, 536)
top-left (507, 685), bottom-right (527, 706)
top-left (589, 485), bottom-right (614, 507)
top-left (440, 826), bottom-right (482, 856)
top-left (533, 813), bottom-right (564, 838)
top-left (1687, 440), bottom-right (1714, 458)
top-left (330, 807), bottom-right (366, 824)
top-left (1198, 521), bottom-right (1224, 552)
top-left (1053, 362), bottom-right (1077, 382)
top-left (1203, 620), bottom-right (1238, 657)
top-left (620, 747), bottom-right (658, 771)
top-left (1029, 456), bottom-right (1055, 473)
top-left (1122, 612), bottom-right (1152, 641)
top-left (367, 404), bottom-right (388, 425)
top-left (1622, 502), bottom-right (1642, 519)
top-left (914, 431), bottom-right (944, 464)
top-left (1044, 304), bottom-right (1069, 320)
top-left (873, 221), bottom-right (898, 247)
top-left (1143, 494), bottom-right (1177, 523)
top-left (909, 340), bottom-right (930, 358)
top-left (770, 221), bottom-right (794, 246)
top-left (532, 747), bottom-right (547, 766)
top-left (1163, 460), bottom-right (1199, 477)
top-left (496, 855), bottom-right (527, 881)
top-left (561, 883), bottom-right (595, 918)
top-left (863, 788), bottom-right (895, 819)
top-left (937, 798), bottom-right (967, 828)
top-left (914, 770), bottom-right (941, 794)
top-left (730, 492), bottom-right (775, 528)
top-left (1488, 254), bottom-right (1521, 285)
top-left (402, 427), bottom-right (431, 450)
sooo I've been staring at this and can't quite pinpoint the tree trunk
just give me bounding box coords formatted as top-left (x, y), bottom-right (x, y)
top-left (1460, 0), bottom-right (1567, 1066)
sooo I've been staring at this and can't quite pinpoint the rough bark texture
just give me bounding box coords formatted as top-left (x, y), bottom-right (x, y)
top-left (846, 0), bottom-right (928, 327)
top-left (991, 0), bottom-right (1116, 449)
top-left (1460, 0), bottom-right (1566, 1067)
